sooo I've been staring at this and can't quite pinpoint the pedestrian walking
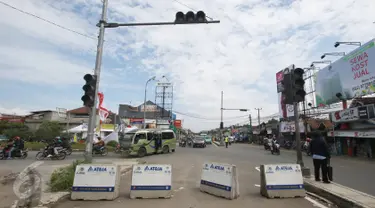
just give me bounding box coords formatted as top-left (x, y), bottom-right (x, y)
top-left (225, 136), bottom-right (229, 148)
top-left (309, 131), bottom-right (331, 183)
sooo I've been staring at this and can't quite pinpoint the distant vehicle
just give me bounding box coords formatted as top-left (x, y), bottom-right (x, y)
top-left (192, 136), bottom-right (206, 148)
top-left (229, 136), bottom-right (235, 144)
top-left (118, 128), bottom-right (176, 157)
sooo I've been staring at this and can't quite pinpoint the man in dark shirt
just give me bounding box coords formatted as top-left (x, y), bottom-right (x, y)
top-left (309, 132), bottom-right (330, 183)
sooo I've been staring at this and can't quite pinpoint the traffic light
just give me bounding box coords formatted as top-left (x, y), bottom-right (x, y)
top-left (175, 11), bottom-right (207, 24)
top-left (81, 74), bottom-right (97, 107)
top-left (291, 68), bottom-right (306, 103)
top-left (280, 73), bottom-right (294, 105)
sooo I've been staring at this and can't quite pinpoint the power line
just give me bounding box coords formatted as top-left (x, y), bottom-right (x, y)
top-left (173, 110), bottom-right (248, 121)
top-left (172, 0), bottom-right (214, 20)
top-left (0, 1), bottom-right (97, 40)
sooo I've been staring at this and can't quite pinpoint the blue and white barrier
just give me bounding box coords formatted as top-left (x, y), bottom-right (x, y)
top-left (200, 162), bottom-right (240, 199)
top-left (130, 164), bottom-right (172, 199)
top-left (260, 164), bottom-right (306, 198)
top-left (71, 164), bottom-right (120, 200)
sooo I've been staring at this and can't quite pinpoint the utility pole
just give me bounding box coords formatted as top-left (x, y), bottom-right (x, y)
top-left (254, 108), bottom-right (262, 129)
top-left (220, 91), bottom-right (224, 145)
top-left (294, 102), bottom-right (310, 176)
top-left (85, 0), bottom-right (108, 163)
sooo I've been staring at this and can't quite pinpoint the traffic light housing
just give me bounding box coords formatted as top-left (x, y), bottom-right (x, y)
top-left (292, 68), bottom-right (306, 103)
top-left (220, 122), bottom-right (223, 129)
top-left (175, 11), bottom-right (207, 24)
top-left (280, 73), bottom-right (294, 105)
top-left (81, 74), bottom-right (97, 107)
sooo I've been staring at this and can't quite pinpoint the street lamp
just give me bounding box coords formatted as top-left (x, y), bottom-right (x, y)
top-left (321, 52), bottom-right (345, 59)
top-left (334, 41), bottom-right (361, 48)
top-left (143, 76), bottom-right (156, 128)
top-left (310, 60), bottom-right (332, 67)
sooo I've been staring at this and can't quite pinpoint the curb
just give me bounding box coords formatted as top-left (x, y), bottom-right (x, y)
top-left (213, 141), bottom-right (223, 146)
top-left (304, 180), bottom-right (371, 208)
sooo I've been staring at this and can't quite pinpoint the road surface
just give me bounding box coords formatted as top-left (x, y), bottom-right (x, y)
top-left (50, 144), bottom-right (329, 208)
top-left (239, 143), bottom-right (375, 196)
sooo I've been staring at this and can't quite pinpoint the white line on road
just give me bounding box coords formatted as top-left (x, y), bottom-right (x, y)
top-left (255, 167), bottom-right (260, 172)
top-left (305, 196), bottom-right (329, 208)
top-left (254, 184), bottom-right (260, 187)
top-left (212, 142), bottom-right (219, 148)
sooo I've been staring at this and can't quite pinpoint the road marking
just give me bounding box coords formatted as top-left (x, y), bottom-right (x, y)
top-left (255, 167), bottom-right (260, 172)
top-left (305, 196), bottom-right (329, 208)
top-left (212, 142), bottom-right (219, 148)
top-left (254, 184), bottom-right (260, 187)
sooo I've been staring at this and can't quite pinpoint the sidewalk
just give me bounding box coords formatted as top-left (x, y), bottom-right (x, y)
top-left (305, 178), bottom-right (375, 208)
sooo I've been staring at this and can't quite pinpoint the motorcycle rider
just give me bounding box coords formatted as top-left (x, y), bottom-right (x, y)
top-left (48, 137), bottom-right (63, 157)
top-left (94, 137), bottom-right (105, 152)
top-left (271, 136), bottom-right (279, 152)
top-left (2, 138), bottom-right (14, 159)
top-left (11, 136), bottom-right (24, 158)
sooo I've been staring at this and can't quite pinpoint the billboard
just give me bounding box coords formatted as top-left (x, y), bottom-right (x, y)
top-left (276, 69), bottom-right (294, 118)
top-left (315, 39), bottom-right (375, 106)
top-left (174, 120), bottom-right (182, 128)
top-left (139, 104), bottom-right (159, 112)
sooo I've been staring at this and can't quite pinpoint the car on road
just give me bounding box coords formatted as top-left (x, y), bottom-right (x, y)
top-left (191, 136), bottom-right (206, 148)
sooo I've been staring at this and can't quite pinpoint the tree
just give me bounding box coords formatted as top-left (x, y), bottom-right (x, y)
top-left (0, 121), bottom-right (31, 139)
top-left (35, 121), bottom-right (63, 141)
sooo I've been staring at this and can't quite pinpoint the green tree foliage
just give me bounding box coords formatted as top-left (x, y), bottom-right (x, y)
top-left (0, 121), bottom-right (31, 139)
top-left (35, 121), bottom-right (62, 140)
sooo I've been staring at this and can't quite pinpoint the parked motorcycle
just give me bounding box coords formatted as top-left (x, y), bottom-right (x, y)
top-left (115, 144), bottom-right (121, 154)
top-left (264, 141), bottom-right (271, 150)
top-left (302, 141), bottom-right (311, 156)
top-left (36, 146), bottom-right (66, 160)
top-left (0, 148), bottom-right (28, 160)
top-left (63, 146), bottom-right (72, 155)
top-left (92, 146), bottom-right (108, 156)
top-left (179, 140), bottom-right (186, 147)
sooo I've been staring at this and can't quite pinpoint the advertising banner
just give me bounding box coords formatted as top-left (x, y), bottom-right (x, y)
top-left (130, 118), bottom-right (144, 124)
top-left (174, 120), bottom-right (182, 128)
top-left (263, 164), bottom-right (304, 190)
top-left (315, 39), bottom-right (375, 106)
top-left (72, 165), bottom-right (117, 192)
top-left (279, 121), bottom-right (305, 133)
top-left (139, 104), bottom-right (159, 112)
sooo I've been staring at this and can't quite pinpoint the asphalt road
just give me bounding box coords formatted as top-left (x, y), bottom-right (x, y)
top-left (52, 144), bottom-right (329, 208)
top-left (237, 143), bottom-right (375, 196)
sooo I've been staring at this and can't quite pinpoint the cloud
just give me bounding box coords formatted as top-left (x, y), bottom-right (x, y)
top-left (0, 0), bottom-right (374, 131)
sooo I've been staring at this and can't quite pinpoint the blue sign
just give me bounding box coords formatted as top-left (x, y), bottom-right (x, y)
top-left (87, 166), bottom-right (107, 172)
top-left (200, 180), bottom-right (231, 191)
top-left (144, 166), bottom-right (163, 171)
top-left (172, 113), bottom-right (177, 120)
top-left (210, 164), bottom-right (225, 171)
top-left (275, 166), bottom-right (293, 171)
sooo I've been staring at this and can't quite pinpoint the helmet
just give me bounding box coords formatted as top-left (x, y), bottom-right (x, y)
top-left (14, 136), bottom-right (20, 140)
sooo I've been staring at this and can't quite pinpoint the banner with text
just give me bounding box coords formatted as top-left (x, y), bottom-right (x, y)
top-left (315, 38), bottom-right (375, 106)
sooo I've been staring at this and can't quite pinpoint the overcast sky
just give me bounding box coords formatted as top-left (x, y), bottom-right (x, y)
top-left (0, 0), bottom-right (374, 131)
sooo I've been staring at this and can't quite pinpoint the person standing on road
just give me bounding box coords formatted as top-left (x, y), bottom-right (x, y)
top-left (225, 136), bottom-right (229, 148)
top-left (309, 132), bottom-right (330, 183)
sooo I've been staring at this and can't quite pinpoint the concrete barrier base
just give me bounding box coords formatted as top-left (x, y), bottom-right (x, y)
top-left (129, 190), bottom-right (172, 199)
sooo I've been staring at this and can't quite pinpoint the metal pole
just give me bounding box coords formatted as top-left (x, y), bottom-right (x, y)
top-left (294, 102), bottom-right (310, 177)
top-left (143, 80), bottom-right (148, 129)
top-left (220, 91), bottom-right (224, 145)
top-left (85, 0), bottom-right (108, 163)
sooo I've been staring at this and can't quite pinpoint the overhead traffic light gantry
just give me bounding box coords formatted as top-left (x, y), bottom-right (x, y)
top-left (175, 11), bottom-right (208, 24)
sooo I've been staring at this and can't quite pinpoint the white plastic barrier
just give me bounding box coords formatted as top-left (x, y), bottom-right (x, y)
top-left (200, 162), bottom-right (239, 199)
top-left (71, 164), bottom-right (120, 200)
top-left (130, 164), bottom-right (172, 199)
top-left (260, 164), bottom-right (306, 198)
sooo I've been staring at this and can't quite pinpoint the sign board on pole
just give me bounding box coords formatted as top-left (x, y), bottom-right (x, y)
top-left (315, 39), bottom-right (375, 106)
top-left (200, 162), bottom-right (240, 199)
top-left (260, 164), bottom-right (305, 198)
top-left (71, 164), bottom-right (120, 200)
top-left (156, 82), bottom-right (172, 87)
top-left (130, 164), bottom-right (172, 199)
